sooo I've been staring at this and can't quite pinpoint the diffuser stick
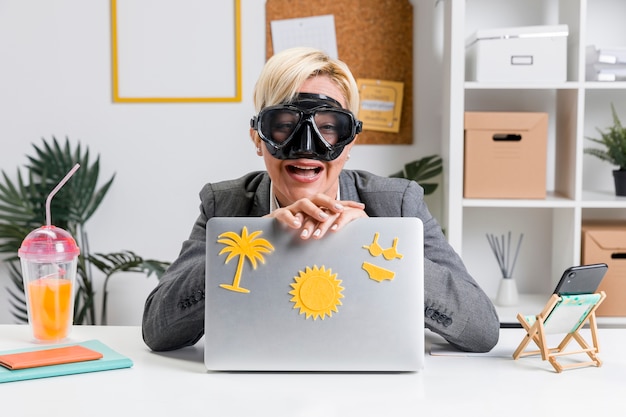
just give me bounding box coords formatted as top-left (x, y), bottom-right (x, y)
top-left (486, 232), bottom-right (524, 278)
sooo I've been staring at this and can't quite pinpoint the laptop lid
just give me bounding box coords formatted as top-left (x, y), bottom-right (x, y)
top-left (204, 217), bottom-right (424, 372)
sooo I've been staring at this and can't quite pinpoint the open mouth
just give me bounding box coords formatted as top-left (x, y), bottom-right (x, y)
top-left (287, 164), bottom-right (322, 178)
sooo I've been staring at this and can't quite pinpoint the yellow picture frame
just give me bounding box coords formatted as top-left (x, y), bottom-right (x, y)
top-left (110, 0), bottom-right (242, 103)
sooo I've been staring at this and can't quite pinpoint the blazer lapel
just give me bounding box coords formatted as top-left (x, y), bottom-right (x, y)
top-left (249, 174), bottom-right (271, 216)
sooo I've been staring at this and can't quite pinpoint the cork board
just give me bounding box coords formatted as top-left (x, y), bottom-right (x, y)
top-left (266, 0), bottom-right (413, 145)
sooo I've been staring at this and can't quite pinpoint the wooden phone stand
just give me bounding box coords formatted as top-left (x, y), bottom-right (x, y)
top-left (512, 291), bottom-right (606, 373)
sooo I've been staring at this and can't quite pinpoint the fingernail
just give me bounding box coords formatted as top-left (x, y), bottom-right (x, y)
top-left (293, 219), bottom-right (301, 227)
top-left (313, 229), bottom-right (321, 237)
top-left (300, 229), bottom-right (309, 238)
top-left (331, 224), bottom-right (338, 230)
top-left (334, 203), bottom-right (344, 210)
top-left (319, 211), bottom-right (328, 219)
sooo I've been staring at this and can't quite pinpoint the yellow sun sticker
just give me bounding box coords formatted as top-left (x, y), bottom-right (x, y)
top-left (289, 265), bottom-right (344, 320)
top-left (217, 226), bottom-right (275, 293)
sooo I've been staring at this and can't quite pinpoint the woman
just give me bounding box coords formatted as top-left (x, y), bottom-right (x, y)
top-left (142, 47), bottom-right (499, 353)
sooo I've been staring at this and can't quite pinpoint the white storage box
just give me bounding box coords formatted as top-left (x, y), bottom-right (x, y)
top-left (466, 24), bottom-right (568, 83)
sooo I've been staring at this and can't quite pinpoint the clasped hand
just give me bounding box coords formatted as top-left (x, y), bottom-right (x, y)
top-left (266, 194), bottom-right (367, 239)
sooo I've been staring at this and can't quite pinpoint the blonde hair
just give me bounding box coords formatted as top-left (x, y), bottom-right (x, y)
top-left (253, 47), bottom-right (360, 115)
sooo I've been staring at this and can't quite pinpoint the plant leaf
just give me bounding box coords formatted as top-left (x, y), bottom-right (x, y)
top-left (388, 154), bottom-right (443, 195)
top-left (89, 251), bottom-right (170, 278)
top-left (89, 250), bottom-right (170, 324)
top-left (584, 103), bottom-right (626, 170)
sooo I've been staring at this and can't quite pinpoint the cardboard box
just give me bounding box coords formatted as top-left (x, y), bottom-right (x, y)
top-left (464, 111), bottom-right (548, 198)
top-left (581, 221), bottom-right (626, 316)
top-left (466, 24), bottom-right (568, 83)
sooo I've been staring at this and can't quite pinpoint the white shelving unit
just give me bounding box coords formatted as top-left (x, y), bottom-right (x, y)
top-left (441, 0), bottom-right (626, 324)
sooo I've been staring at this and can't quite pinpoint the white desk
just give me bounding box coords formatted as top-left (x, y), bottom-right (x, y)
top-left (1, 324), bottom-right (625, 416)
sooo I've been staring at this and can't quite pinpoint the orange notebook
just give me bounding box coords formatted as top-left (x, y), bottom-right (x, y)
top-left (0, 345), bottom-right (103, 370)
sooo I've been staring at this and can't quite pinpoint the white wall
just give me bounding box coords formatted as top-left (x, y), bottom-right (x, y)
top-left (0, 0), bottom-right (445, 325)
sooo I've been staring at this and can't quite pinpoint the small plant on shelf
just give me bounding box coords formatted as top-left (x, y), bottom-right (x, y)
top-left (584, 103), bottom-right (626, 196)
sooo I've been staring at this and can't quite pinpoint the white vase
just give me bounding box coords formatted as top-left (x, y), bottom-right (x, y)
top-left (496, 278), bottom-right (518, 306)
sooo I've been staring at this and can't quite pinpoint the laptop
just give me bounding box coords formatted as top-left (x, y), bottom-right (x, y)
top-left (204, 217), bottom-right (424, 372)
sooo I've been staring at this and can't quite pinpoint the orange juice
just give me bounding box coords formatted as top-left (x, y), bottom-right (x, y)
top-left (27, 277), bottom-right (73, 341)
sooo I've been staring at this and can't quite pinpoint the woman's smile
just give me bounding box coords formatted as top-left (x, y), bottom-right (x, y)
top-left (286, 162), bottom-right (323, 181)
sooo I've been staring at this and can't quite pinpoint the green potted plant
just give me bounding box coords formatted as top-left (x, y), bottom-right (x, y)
top-left (584, 103), bottom-right (626, 196)
top-left (0, 137), bottom-right (170, 325)
top-left (389, 154), bottom-right (443, 195)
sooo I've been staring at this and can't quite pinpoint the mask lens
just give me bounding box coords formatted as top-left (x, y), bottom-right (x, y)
top-left (260, 108), bottom-right (301, 144)
top-left (313, 110), bottom-right (353, 145)
top-left (253, 94), bottom-right (362, 161)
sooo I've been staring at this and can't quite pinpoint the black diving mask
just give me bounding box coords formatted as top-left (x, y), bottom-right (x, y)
top-left (250, 93), bottom-right (362, 161)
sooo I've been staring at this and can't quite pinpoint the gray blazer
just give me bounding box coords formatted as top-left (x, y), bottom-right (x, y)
top-left (142, 170), bottom-right (500, 352)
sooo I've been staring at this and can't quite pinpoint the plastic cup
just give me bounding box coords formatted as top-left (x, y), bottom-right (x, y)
top-left (18, 225), bottom-right (80, 342)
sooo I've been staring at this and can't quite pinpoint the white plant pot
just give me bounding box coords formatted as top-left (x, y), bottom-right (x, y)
top-left (496, 278), bottom-right (518, 307)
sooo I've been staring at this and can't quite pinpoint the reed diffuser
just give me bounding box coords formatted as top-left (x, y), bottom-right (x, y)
top-left (486, 231), bottom-right (524, 306)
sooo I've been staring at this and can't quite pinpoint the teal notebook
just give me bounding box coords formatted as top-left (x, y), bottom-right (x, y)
top-left (0, 339), bottom-right (133, 383)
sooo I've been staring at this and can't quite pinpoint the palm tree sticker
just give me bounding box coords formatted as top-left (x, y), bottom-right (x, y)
top-left (217, 226), bottom-right (275, 293)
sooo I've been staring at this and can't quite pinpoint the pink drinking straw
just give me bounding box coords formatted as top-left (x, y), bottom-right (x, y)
top-left (45, 163), bottom-right (81, 227)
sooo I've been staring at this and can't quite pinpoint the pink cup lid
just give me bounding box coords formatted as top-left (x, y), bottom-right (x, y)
top-left (18, 225), bottom-right (80, 262)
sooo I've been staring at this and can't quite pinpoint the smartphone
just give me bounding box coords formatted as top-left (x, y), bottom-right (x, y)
top-left (553, 263), bottom-right (608, 295)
